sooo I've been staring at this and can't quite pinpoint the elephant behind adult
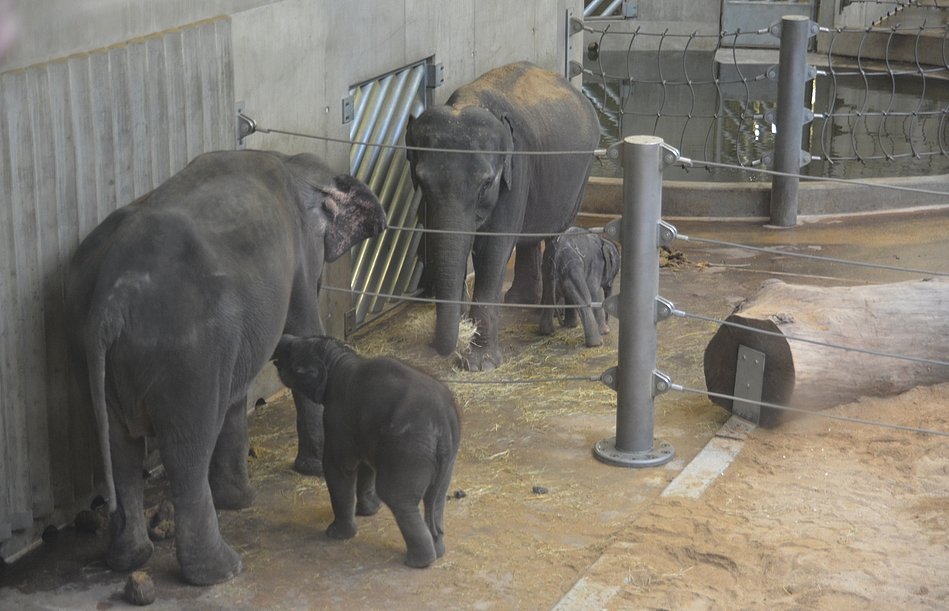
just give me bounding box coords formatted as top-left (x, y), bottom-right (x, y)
top-left (405, 61), bottom-right (600, 371)
top-left (64, 150), bottom-right (386, 585)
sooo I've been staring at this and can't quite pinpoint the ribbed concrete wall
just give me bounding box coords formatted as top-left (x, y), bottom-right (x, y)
top-left (0, 17), bottom-right (235, 559)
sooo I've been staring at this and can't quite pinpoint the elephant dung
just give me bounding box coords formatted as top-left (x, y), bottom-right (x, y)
top-left (123, 570), bottom-right (156, 606)
top-left (146, 500), bottom-right (175, 541)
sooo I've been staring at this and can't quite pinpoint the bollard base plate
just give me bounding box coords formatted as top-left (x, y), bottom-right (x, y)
top-left (593, 437), bottom-right (675, 468)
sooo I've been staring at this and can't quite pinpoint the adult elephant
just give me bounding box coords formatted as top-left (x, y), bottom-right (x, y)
top-left (405, 61), bottom-right (600, 371)
top-left (64, 150), bottom-right (386, 585)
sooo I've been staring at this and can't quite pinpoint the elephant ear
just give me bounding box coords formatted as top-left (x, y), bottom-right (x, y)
top-left (500, 114), bottom-right (515, 191)
top-left (318, 174), bottom-right (387, 262)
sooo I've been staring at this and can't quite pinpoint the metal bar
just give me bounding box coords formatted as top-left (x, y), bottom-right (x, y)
top-left (770, 16), bottom-right (812, 226)
top-left (584, 0), bottom-right (607, 18)
top-left (593, 135), bottom-right (674, 469)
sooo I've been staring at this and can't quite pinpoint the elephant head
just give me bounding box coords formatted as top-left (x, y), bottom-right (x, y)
top-left (272, 334), bottom-right (330, 403)
top-left (405, 106), bottom-right (514, 355)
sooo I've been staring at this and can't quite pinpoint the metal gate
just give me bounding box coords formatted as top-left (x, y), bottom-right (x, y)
top-left (346, 61), bottom-right (434, 333)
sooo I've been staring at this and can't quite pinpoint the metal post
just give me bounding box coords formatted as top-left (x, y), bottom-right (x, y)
top-left (769, 15), bottom-right (811, 227)
top-left (593, 135), bottom-right (674, 468)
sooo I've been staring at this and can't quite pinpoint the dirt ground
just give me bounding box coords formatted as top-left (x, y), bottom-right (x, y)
top-left (1, 209), bottom-right (947, 610)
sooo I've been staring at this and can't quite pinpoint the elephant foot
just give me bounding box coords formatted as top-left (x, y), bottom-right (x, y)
top-left (539, 317), bottom-right (556, 337)
top-left (293, 455), bottom-right (324, 477)
top-left (356, 494), bottom-right (382, 517)
top-left (434, 536), bottom-right (446, 558)
top-left (326, 519), bottom-right (357, 540)
top-left (179, 541), bottom-right (242, 586)
top-left (599, 322), bottom-right (611, 336)
top-left (584, 334), bottom-right (603, 348)
top-left (403, 544), bottom-right (437, 569)
top-left (463, 345), bottom-right (502, 372)
top-left (211, 483), bottom-right (256, 511)
top-left (107, 538), bottom-right (154, 572)
top-left (504, 285), bottom-right (541, 305)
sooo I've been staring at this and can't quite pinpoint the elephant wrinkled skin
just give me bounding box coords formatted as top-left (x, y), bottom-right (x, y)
top-left (406, 61), bottom-right (600, 371)
top-left (540, 227), bottom-right (620, 347)
top-left (64, 150), bottom-right (386, 585)
top-left (273, 334), bottom-right (461, 569)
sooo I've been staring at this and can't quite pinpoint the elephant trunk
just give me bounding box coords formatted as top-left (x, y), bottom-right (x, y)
top-left (431, 226), bottom-right (474, 356)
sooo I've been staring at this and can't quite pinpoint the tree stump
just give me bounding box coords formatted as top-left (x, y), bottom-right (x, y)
top-left (704, 278), bottom-right (949, 426)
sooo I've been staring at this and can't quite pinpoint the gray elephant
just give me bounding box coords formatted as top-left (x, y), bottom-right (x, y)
top-left (64, 150), bottom-right (387, 585)
top-left (405, 61), bottom-right (600, 371)
top-left (272, 334), bottom-right (460, 568)
top-left (539, 227), bottom-right (619, 347)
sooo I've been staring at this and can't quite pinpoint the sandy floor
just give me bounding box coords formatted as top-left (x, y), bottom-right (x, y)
top-left (1, 210), bottom-right (947, 609)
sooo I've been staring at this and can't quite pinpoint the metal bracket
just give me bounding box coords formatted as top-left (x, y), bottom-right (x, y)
top-left (764, 107), bottom-right (815, 126)
top-left (600, 366), bottom-right (618, 390)
top-left (655, 296), bottom-right (675, 322)
top-left (765, 64), bottom-right (818, 82)
top-left (426, 63), bottom-right (445, 89)
top-left (603, 218), bottom-right (622, 244)
top-left (598, 367), bottom-right (672, 397)
top-left (658, 220), bottom-right (677, 247)
top-left (659, 142), bottom-right (681, 167)
top-left (602, 294), bottom-right (675, 323)
top-left (768, 19), bottom-right (819, 39)
top-left (341, 95), bottom-right (355, 125)
top-left (760, 149), bottom-right (813, 169)
top-left (603, 141), bottom-right (623, 162)
top-left (732, 345), bottom-right (766, 424)
top-left (237, 104), bottom-right (256, 148)
top-left (567, 60), bottom-right (584, 80)
top-left (653, 370), bottom-right (672, 397)
top-left (569, 15), bottom-right (584, 35)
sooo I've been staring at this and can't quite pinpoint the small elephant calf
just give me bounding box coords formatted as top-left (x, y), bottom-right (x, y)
top-left (540, 227), bottom-right (620, 347)
top-left (273, 334), bottom-right (461, 568)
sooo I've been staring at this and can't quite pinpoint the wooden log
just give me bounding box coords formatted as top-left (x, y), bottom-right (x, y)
top-left (704, 278), bottom-right (949, 426)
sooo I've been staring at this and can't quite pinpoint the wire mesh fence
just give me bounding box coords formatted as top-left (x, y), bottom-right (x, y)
top-left (579, 11), bottom-right (949, 181)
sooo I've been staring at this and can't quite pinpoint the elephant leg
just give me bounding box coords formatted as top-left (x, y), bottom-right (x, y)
top-left (355, 463), bottom-right (382, 517)
top-left (291, 390), bottom-right (324, 476)
top-left (157, 417), bottom-right (241, 585)
top-left (504, 242), bottom-right (542, 304)
top-left (593, 285), bottom-right (611, 336)
top-left (539, 243), bottom-right (556, 336)
top-left (375, 452), bottom-right (436, 568)
top-left (563, 280), bottom-right (601, 347)
top-left (425, 456), bottom-right (455, 559)
top-left (562, 303), bottom-right (579, 327)
top-left (209, 397), bottom-right (255, 510)
top-left (106, 412), bottom-right (153, 572)
top-left (323, 455), bottom-right (359, 540)
top-left (467, 235), bottom-right (516, 371)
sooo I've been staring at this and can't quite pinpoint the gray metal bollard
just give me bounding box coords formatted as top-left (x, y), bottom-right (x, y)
top-left (769, 15), bottom-right (815, 227)
top-left (594, 135), bottom-right (674, 468)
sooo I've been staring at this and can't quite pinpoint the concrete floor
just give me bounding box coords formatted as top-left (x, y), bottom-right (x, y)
top-left (1, 207), bottom-right (947, 609)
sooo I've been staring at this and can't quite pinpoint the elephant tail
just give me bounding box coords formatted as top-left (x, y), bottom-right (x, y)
top-left (85, 326), bottom-right (117, 514)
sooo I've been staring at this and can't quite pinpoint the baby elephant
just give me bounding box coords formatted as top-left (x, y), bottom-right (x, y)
top-left (540, 227), bottom-right (620, 347)
top-left (273, 334), bottom-right (461, 568)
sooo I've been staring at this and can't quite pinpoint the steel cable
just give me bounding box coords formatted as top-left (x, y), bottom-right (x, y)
top-left (673, 383), bottom-right (949, 438)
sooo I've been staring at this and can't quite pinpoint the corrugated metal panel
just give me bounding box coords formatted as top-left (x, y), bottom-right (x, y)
top-left (0, 17), bottom-right (235, 560)
top-left (347, 62), bottom-right (427, 331)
